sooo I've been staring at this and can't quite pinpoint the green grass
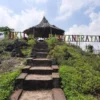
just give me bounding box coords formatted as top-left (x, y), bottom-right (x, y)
top-left (46, 37), bottom-right (100, 100)
top-left (21, 39), bottom-right (36, 57)
top-left (0, 69), bottom-right (21, 100)
top-left (59, 65), bottom-right (100, 100)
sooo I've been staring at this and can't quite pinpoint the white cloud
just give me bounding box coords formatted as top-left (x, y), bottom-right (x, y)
top-left (23, 0), bottom-right (48, 4)
top-left (56, 0), bottom-right (100, 21)
top-left (56, 12), bottom-right (71, 21)
top-left (35, 0), bottom-right (48, 3)
top-left (0, 6), bottom-right (45, 31)
top-left (65, 11), bottom-right (100, 50)
top-left (84, 7), bottom-right (95, 15)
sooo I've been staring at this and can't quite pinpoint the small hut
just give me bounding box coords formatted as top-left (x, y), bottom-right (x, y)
top-left (23, 17), bottom-right (64, 38)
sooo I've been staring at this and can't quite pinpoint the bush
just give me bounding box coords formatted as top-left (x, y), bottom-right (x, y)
top-left (0, 69), bottom-right (21, 100)
top-left (27, 39), bottom-right (36, 47)
top-left (47, 44), bottom-right (71, 64)
top-left (47, 40), bottom-right (100, 100)
top-left (0, 39), bottom-right (15, 47)
top-left (69, 94), bottom-right (97, 100)
top-left (21, 47), bottom-right (32, 56)
top-left (45, 36), bottom-right (59, 49)
top-left (59, 65), bottom-right (100, 100)
top-left (21, 39), bottom-right (36, 56)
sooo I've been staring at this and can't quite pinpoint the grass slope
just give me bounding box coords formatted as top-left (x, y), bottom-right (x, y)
top-left (46, 37), bottom-right (100, 100)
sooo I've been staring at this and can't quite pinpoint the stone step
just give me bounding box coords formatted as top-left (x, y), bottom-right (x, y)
top-left (52, 73), bottom-right (60, 78)
top-left (35, 43), bottom-right (48, 46)
top-left (34, 47), bottom-right (48, 50)
top-left (9, 89), bottom-right (23, 100)
top-left (36, 52), bottom-right (48, 58)
top-left (19, 90), bottom-right (54, 100)
top-left (17, 73), bottom-right (28, 79)
top-left (52, 88), bottom-right (66, 100)
top-left (15, 73), bottom-right (27, 89)
top-left (52, 73), bottom-right (60, 88)
top-left (52, 65), bottom-right (59, 72)
top-left (34, 44), bottom-right (48, 49)
top-left (31, 50), bottom-right (49, 58)
top-left (22, 66), bottom-right (30, 73)
top-left (36, 41), bottom-right (48, 45)
top-left (10, 89), bottom-right (66, 100)
top-left (29, 67), bottom-right (53, 75)
top-left (35, 42), bottom-right (48, 46)
top-left (23, 74), bottom-right (53, 90)
top-left (27, 58), bottom-right (52, 66)
top-left (33, 48), bottom-right (49, 52)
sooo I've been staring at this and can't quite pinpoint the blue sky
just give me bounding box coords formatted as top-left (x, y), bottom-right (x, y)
top-left (0, 0), bottom-right (100, 50)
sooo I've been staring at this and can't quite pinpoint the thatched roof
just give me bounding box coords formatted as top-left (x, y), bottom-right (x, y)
top-left (24, 17), bottom-right (64, 37)
top-left (35, 17), bottom-right (50, 28)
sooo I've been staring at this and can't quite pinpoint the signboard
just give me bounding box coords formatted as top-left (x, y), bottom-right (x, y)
top-left (64, 35), bottom-right (100, 42)
top-left (2, 32), bottom-right (28, 39)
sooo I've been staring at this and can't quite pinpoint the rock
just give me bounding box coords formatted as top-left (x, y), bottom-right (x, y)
top-left (18, 40), bottom-right (28, 47)
top-left (11, 39), bottom-right (24, 57)
top-left (5, 44), bottom-right (14, 51)
top-left (11, 49), bottom-right (24, 57)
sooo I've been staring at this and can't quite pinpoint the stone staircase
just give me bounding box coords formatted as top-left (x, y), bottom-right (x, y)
top-left (10, 40), bottom-right (66, 100)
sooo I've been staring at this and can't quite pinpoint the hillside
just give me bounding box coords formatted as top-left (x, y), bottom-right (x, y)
top-left (46, 37), bottom-right (100, 100)
top-left (0, 38), bottom-right (100, 100)
top-left (0, 38), bottom-right (35, 100)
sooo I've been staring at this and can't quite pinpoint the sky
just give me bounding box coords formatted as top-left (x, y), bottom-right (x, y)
top-left (0, 0), bottom-right (100, 50)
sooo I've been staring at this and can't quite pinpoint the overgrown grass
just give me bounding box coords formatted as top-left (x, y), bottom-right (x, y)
top-left (21, 39), bottom-right (36, 56)
top-left (0, 39), bottom-right (35, 100)
top-left (46, 37), bottom-right (100, 100)
top-left (0, 39), bottom-right (15, 59)
top-left (45, 36), bottom-right (59, 49)
top-left (0, 68), bottom-right (21, 100)
top-left (59, 65), bottom-right (100, 100)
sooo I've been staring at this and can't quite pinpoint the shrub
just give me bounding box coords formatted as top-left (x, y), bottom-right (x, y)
top-left (0, 69), bottom-right (21, 100)
top-left (27, 39), bottom-right (36, 47)
top-left (45, 36), bottom-right (59, 49)
top-left (47, 40), bottom-right (100, 100)
top-left (21, 47), bottom-right (32, 56)
top-left (47, 44), bottom-right (71, 64)
top-left (69, 94), bottom-right (97, 100)
top-left (59, 65), bottom-right (100, 100)
top-left (21, 39), bottom-right (36, 56)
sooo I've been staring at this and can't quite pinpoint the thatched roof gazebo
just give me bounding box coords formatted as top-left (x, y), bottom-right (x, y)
top-left (23, 17), bottom-right (64, 38)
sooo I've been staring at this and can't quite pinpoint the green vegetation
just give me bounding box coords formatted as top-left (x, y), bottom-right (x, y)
top-left (0, 69), bottom-right (21, 100)
top-left (0, 37), bottom-right (99, 100)
top-left (27, 39), bottom-right (36, 47)
top-left (0, 38), bottom-right (34, 99)
top-left (21, 39), bottom-right (36, 56)
top-left (0, 38), bottom-right (35, 100)
top-left (86, 44), bottom-right (94, 53)
top-left (59, 65), bottom-right (100, 100)
top-left (0, 39), bottom-right (15, 59)
top-left (0, 26), bottom-right (14, 38)
top-left (46, 37), bottom-right (100, 100)
top-left (0, 38), bottom-right (35, 58)
top-left (45, 35), bottom-right (59, 49)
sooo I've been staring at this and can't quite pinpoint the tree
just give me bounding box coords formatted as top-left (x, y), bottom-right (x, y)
top-left (0, 26), bottom-right (14, 38)
top-left (86, 44), bottom-right (94, 53)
